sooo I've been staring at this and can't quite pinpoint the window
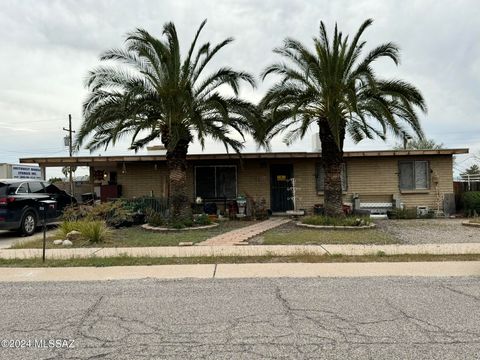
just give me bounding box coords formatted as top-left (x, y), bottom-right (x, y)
top-left (8, 183), bottom-right (28, 195)
top-left (399, 160), bottom-right (429, 190)
top-left (28, 182), bottom-right (45, 193)
top-left (316, 163), bottom-right (347, 192)
top-left (195, 166), bottom-right (237, 199)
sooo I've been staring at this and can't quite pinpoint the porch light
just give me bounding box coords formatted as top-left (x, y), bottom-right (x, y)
top-left (122, 162), bottom-right (127, 174)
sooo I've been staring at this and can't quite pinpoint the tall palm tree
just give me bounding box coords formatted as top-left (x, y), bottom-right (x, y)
top-left (77, 20), bottom-right (256, 220)
top-left (260, 19), bottom-right (427, 216)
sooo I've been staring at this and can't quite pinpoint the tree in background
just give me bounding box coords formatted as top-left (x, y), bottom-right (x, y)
top-left (393, 137), bottom-right (444, 150)
top-left (461, 164), bottom-right (480, 178)
top-left (76, 20), bottom-right (257, 220)
top-left (258, 19), bottom-right (426, 216)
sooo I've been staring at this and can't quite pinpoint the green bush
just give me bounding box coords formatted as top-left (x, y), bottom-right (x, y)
top-left (77, 221), bottom-right (111, 243)
top-left (302, 215), bottom-right (371, 226)
top-left (61, 205), bottom-right (90, 222)
top-left (58, 221), bottom-right (82, 238)
top-left (146, 210), bottom-right (168, 227)
top-left (57, 220), bottom-right (111, 243)
top-left (387, 208), bottom-right (417, 219)
top-left (463, 192), bottom-right (480, 216)
top-left (194, 214), bottom-right (212, 226)
top-left (61, 202), bottom-right (132, 227)
top-left (88, 201), bottom-right (131, 227)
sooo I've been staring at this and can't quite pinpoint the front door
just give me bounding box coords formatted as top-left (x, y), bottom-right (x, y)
top-left (270, 164), bottom-right (293, 212)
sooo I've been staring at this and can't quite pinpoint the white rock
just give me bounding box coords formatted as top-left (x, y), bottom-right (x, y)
top-left (62, 240), bottom-right (73, 246)
top-left (66, 230), bottom-right (82, 241)
top-left (53, 240), bottom-right (63, 245)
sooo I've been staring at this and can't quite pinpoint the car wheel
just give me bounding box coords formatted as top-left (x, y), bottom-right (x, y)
top-left (20, 211), bottom-right (37, 236)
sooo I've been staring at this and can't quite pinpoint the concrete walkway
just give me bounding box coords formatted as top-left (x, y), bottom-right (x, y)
top-left (198, 218), bottom-right (291, 246)
top-left (0, 261), bottom-right (479, 282)
top-left (1, 243), bottom-right (480, 260)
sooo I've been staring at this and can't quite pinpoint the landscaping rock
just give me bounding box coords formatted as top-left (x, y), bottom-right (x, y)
top-left (179, 242), bottom-right (194, 246)
top-left (53, 240), bottom-right (63, 245)
top-left (66, 230), bottom-right (82, 241)
top-left (62, 240), bottom-right (73, 246)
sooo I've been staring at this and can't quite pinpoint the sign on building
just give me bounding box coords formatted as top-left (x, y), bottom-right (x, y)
top-left (11, 165), bottom-right (43, 179)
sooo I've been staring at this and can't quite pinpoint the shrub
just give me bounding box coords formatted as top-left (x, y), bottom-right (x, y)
top-left (61, 205), bottom-right (90, 222)
top-left (58, 220), bottom-right (82, 238)
top-left (194, 214), bottom-right (212, 226)
top-left (88, 201), bottom-right (132, 227)
top-left (57, 220), bottom-right (111, 243)
top-left (463, 192), bottom-right (480, 217)
top-left (61, 202), bottom-right (132, 227)
top-left (387, 208), bottom-right (417, 219)
top-left (146, 210), bottom-right (168, 227)
top-left (301, 215), bottom-right (371, 227)
top-left (387, 208), bottom-right (436, 219)
top-left (76, 221), bottom-right (111, 243)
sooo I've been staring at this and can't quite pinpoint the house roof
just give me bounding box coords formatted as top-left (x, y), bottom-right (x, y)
top-left (19, 148), bottom-right (469, 167)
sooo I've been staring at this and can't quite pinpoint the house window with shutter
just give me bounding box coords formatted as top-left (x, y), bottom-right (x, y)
top-left (398, 160), bottom-right (429, 190)
top-left (316, 163), bottom-right (347, 192)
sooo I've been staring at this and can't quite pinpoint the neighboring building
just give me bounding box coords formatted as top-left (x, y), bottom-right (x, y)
top-left (0, 163), bottom-right (43, 180)
top-left (19, 148), bottom-right (467, 215)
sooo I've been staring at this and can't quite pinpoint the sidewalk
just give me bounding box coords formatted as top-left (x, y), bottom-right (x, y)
top-left (198, 218), bottom-right (291, 245)
top-left (0, 261), bottom-right (479, 282)
top-left (1, 243), bottom-right (480, 260)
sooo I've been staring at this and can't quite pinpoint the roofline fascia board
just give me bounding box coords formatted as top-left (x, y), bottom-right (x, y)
top-left (19, 148), bottom-right (469, 166)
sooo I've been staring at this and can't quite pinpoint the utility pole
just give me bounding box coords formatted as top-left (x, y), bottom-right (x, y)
top-left (63, 114), bottom-right (76, 199)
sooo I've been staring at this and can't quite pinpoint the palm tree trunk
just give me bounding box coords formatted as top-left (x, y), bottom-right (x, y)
top-left (319, 121), bottom-right (345, 217)
top-left (166, 140), bottom-right (191, 220)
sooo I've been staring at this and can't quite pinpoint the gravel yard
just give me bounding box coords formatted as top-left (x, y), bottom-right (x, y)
top-left (375, 218), bottom-right (480, 244)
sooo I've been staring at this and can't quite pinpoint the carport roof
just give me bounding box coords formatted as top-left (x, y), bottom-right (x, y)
top-left (19, 148), bottom-right (469, 167)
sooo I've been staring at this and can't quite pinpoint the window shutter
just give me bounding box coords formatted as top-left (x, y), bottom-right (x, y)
top-left (414, 161), bottom-right (429, 189)
top-left (399, 161), bottom-right (414, 190)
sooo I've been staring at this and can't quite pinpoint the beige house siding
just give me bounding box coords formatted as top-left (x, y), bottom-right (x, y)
top-left (294, 155), bottom-right (453, 211)
top-left (96, 154), bottom-right (453, 213)
top-left (116, 163), bottom-right (169, 198)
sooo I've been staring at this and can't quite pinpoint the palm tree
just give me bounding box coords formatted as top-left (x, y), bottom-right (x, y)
top-left (259, 19), bottom-right (427, 216)
top-left (76, 20), bottom-right (256, 220)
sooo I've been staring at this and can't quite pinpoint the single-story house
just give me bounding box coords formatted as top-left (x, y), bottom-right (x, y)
top-left (20, 148), bottom-right (468, 215)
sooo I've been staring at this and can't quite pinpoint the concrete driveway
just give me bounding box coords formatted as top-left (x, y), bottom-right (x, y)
top-left (0, 227), bottom-right (57, 249)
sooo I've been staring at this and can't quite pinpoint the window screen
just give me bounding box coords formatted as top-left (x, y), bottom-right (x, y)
top-left (195, 166), bottom-right (237, 199)
top-left (216, 167), bottom-right (236, 198)
top-left (316, 163), bottom-right (347, 192)
top-left (414, 161), bottom-right (428, 189)
top-left (399, 161), bottom-right (429, 190)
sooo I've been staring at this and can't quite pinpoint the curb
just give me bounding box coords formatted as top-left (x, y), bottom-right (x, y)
top-left (0, 261), bottom-right (479, 282)
top-left (296, 222), bottom-right (376, 230)
top-left (462, 221), bottom-right (480, 228)
top-left (141, 223), bottom-right (219, 231)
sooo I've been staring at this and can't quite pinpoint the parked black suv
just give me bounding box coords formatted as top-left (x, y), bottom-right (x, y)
top-left (0, 179), bottom-right (76, 235)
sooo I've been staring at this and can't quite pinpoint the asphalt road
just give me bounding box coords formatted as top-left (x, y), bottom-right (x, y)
top-left (0, 277), bottom-right (478, 359)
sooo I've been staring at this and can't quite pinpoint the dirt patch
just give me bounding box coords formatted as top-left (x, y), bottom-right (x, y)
top-left (375, 218), bottom-right (480, 244)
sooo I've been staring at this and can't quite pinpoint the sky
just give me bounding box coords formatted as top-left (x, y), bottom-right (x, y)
top-left (0, 0), bottom-right (479, 178)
